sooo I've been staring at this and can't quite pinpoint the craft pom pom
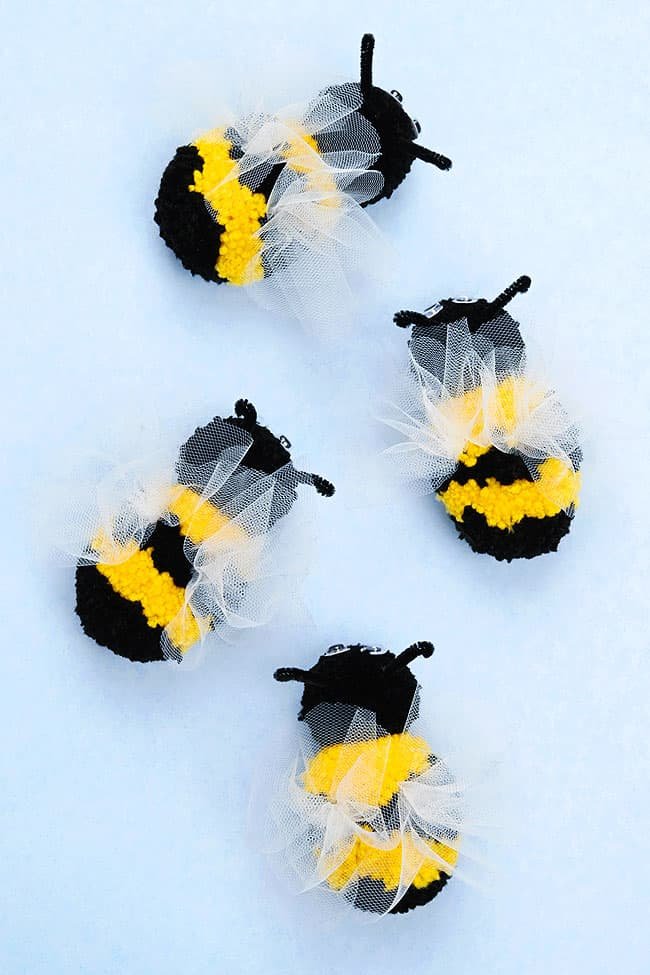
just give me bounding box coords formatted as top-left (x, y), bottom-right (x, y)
top-left (385, 277), bottom-right (582, 561)
top-left (67, 400), bottom-right (334, 664)
top-left (266, 641), bottom-right (465, 917)
top-left (154, 34), bottom-right (451, 326)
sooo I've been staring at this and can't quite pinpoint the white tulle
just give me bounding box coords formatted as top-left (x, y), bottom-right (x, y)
top-left (263, 696), bottom-right (469, 919)
top-left (382, 318), bottom-right (581, 501)
top-left (56, 421), bottom-right (309, 664)
top-left (203, 84), bottom-right (386, 327)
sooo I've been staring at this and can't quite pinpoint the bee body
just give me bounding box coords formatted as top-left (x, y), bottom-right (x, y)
top-left (273, 642), bottom-right (462, 916)
top-left (391, 278), bottom-right (582, 561)
top-left (436, 444), bottom-right (579, 561)
top-left (74, 400), bottom-right (334, 663)
top-left (154, 35), bottom-right (450, 305)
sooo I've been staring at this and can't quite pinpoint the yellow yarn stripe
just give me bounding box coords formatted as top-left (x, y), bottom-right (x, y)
top-left (303, 733), bottom-right (432, 808)
top-left (439, 457), bottom-right (581, 529)
top-left (191, 132), bottom-right (266, 285)
top-left (89, 488), bottom-right (246, 654)
top-left (94, 540), bottom-right (201, 653)
top-left (168, 486), bottom-right (247, 546)
top-left (325, 830), bottom-right (459, 892)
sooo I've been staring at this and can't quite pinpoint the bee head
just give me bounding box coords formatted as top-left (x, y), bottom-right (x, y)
top-left (274, 640), bottom-right (434, 735)
top-left (225, 398), bottom-right (292, 475)
top-left (177, 400), bottom-right (335, 514)
top-left (227, 399), bottom-right (335, 497)
top-left (353, 34), bottom-right (452, 202)
top-left (394, 275), bottom-right (532, 335)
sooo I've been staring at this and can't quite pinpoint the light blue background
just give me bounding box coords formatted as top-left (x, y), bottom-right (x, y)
top-left (2, 1), bottom-right (649, 972)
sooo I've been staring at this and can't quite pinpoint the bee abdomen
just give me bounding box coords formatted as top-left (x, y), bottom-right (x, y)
top-left (74, 518), bottom-right (197, 662)
top-left (437, 446), bottom-right (579, 561)
top-left (154, 145), bottom-right (226, 283)
top-left (156, 129), bottom-right (272, 287)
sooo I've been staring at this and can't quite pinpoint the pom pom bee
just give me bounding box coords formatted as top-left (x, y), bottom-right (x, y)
top-left (385, 277), bottom-right (582, 561)
top-left (71, 400), bottom-right (334, 663)
top-left (154, 34), bottom-right (451, 325)
top-left (269, 641), bottom-right (463, 916)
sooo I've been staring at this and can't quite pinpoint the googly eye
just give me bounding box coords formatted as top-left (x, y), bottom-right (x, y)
top-left (412, 118), bottom-right (422, 135)
top-left (424, 301), bottom-right (444, 318)
top-left (325, 644), bottom-right (349, 656)
top-left (279, 435), bottom-right (292, 448)
top-left (390, 90), bottom-right (403, 102)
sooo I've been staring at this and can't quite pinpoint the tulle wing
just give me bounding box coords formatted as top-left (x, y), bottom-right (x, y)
top-left (162, 461), bottom-right (310, 663)
top-left (55, 448), bottom-right (185, 567)
top-left (263, 700), bottom-right (467, 919)
top-left (225, 83), bottom-right (381, 182)
top-left (382, 318), bottom-right (581, 506)
top-left (249, 162), bottom-right (385, 327)
top-left (202, 84), bottom-right (387, 327)
top-left (55, 425), bottom-right (252, 568)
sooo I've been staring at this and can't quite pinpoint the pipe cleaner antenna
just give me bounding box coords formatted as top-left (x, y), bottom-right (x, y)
top-left (408, 142), bottom-right (453, 172)
top-left (295, 470), bottom-right (336, 497)
top-left (274, 667), bottom-right (328, 688)
top-left (491, 275), bottom-right (532, 310)
top-left (384, 640), bottom-right (435, 673)
top-left (393, 308), bottom-right (431, 329)
top-left (234, 398), bottom-right (258, 431)
top-left (360, 33), bottom-right (375, 93)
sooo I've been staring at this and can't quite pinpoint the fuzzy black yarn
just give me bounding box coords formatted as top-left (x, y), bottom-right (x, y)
top-left (442, 447), bottom-right (533, 491)
top-left (154, 145), bottom-right (225, 283)
top-left (324, 79), bottom-right (421, 205)
top-left (390, 874), bottom-right (450, 914)
top-left (453, 507), bottom-right (573, 561)
top-left (437, 445), bottom-right (575, 560)
top-left (226, 399), bottom-right (293, 475)
top-left (75, 566), bottom-right (166, 663)
top-left (359, 87), bottom-right (419, 202)
top-left (146, 521), bottom-right (193, 588)
top-left (432, 299), bottom-right (512, 333)
top-left (407, 303), bottom-right (526, 346)
top-left (345, 874), bottom-right (449, 915)
top-left (276, 645), bottom-right (423, 742)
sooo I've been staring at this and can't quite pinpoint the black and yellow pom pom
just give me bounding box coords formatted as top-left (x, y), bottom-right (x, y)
top-left (391, 277), bottom-right (582, 562)
top-left (154, 34), bottom-right (451, 290)
top-left (74, 400), bottom-right (334, 663)
top-left (272, 641), bottom-right (462, 915)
